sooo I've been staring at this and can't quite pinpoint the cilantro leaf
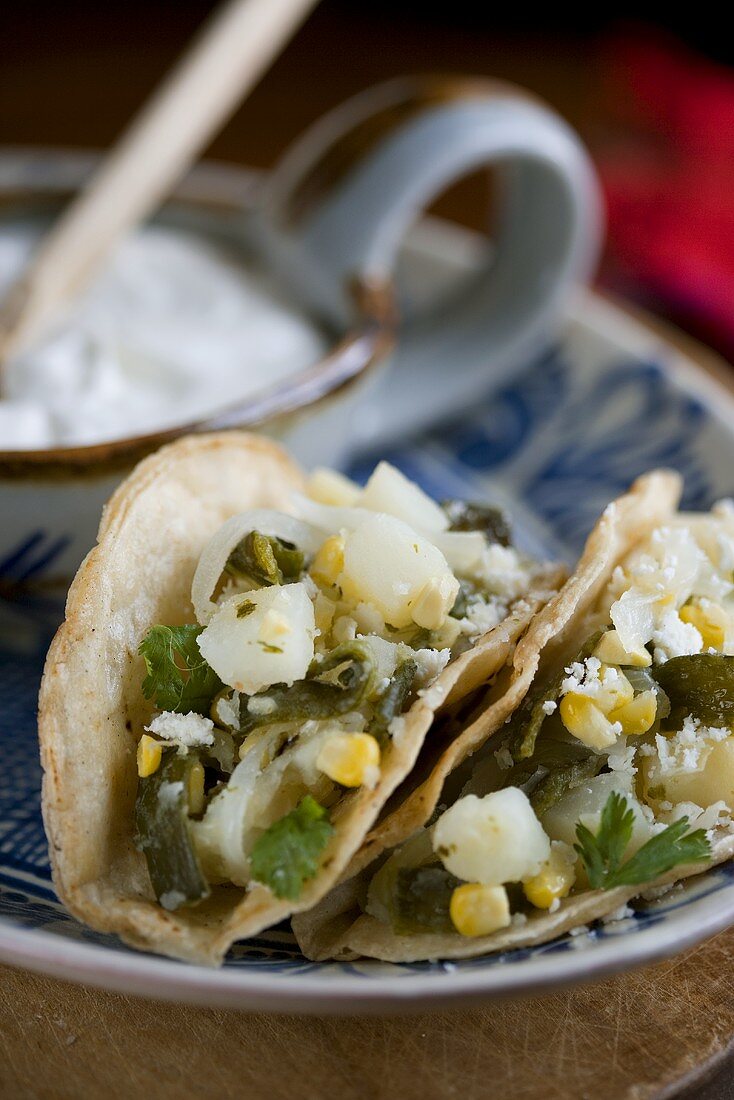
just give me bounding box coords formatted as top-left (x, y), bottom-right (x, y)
top-left (139, 624), bottom-right (222, 716)
top-left (249, 796), bottom-right (334, 900)
top-left (574, 792), bottom-right (712, 891)
top-left (608, 818), bottom-right (712, 888)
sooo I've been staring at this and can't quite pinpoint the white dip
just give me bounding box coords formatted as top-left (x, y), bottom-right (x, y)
top-left (0, 222), bottom-right (327, 450)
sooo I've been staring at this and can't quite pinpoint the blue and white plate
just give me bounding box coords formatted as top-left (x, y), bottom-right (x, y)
top-left (3, 216), bottom-right (734, 1013)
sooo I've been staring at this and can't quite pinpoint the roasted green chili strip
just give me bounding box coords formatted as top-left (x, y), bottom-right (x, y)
top-left (392, 865), bottom-right (462, 934)
top-left (651, 654), bottom-right (734, 727)
top-left (506, 632), bottom-right (603, 761)
top-left (443, 499), bottom-right (512, 547)
top-left (135, 750), bottom-right (210, 910)
top-left (202, 726), bottom-right (237, 774)
top-left (224, 530), bottom-right (305, 586)
top-left (369, 658), bottom-right (418, 743)
top-left (239, 640), bottom-right (377, 733)
top-left (529, 755), bottom-right (605, 817)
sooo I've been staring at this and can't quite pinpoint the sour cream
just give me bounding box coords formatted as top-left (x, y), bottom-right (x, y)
top-left (0, 222), bottom-right (327, 450)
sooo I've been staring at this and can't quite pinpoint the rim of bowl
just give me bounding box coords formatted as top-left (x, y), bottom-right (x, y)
top-left (0, 148), bottom-right (396, 477)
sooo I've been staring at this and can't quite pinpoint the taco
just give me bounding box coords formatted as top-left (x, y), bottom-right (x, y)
top-left (294, 470), bottom-right (734, 963)
top-left (39, 432), bottom-right (561, 965)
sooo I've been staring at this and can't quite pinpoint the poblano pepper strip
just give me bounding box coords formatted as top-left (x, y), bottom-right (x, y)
top-left (529, 755), bottom-right (604, 817)
top-left (442, 499), bottom-right (512, 547)
top-left (651, 654), bottom-right (734, 727)
top-left (391, 865), bottom-right (462, 935)
top-left (369, 658), bottom-right (418, 743)
top-left (506, 631), bottom-right (603, 761)
top-left (239, 640), bottom-right (377, 733)
top-left (225, 530), bottom-right (304, 586)
top-left (135, 750), bottom-right (210, 910)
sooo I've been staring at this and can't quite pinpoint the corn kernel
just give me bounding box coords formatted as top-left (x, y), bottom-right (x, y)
top-left (608, 689), bottom-right (658, 735)
top-left (317, 732), bottom-right (381, 788)
top-left (449, 883), bottom-right (511, 937)
top-left (594, 629), bottom-right (652, 668)
top-left (306, 467), bottom-right (361, 507)
top-left (591, 665), bottom-right (634, 715)
top-left (680, 602), bottom-right (728, 650)
top-left (137, 734), bottom-right (162, 778)
top-left (313, 592), bottom-right (336, 636)
top-left (560, 694), bottom-right (620, 750)
top-left (187, 761), bottom-right (206, 815)
top-left (411, 575), bottom-right (458, 631)
top-left (311, 535), bottom-right (346, 588)
top-left (523, 842), bottom-right (576, 909)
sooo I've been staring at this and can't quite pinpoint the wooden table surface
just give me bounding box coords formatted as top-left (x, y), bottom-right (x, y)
top-left (2, 5), bottom-right (734, 1098)
top-left (1, 927), bottom-right (733, 1100)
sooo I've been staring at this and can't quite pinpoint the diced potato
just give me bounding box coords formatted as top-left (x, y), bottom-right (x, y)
top-left (449, 883), bottom-right (511, 937)
top-left (593, 629), bottom-right (651, 668)
top-left (433, 788), bottom-right (550, 886)
top-left (361, 461), bottom-right (448, 533)
top-left (411, 575), bottom-right (457, 631)
top-left (306, 467), bottom-right (361, 507)
top-left (642, 736), bottom-right (734, 809)
top-left (339, 513), bottom-right (457, 629)
top-left (197, 583), bottom-right (315, 694)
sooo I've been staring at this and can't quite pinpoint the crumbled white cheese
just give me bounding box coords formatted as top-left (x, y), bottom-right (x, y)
top-left (412, 646), bottom-right (451, 687)
top-left (606, 742), bottom-right (637, 777)
top-left (146, 711), bottom-right (215, 748)
top-left (651, 607), bottom-right (703, 664)
top-left (461, 595), bottom-right (508, 639)
top-left (561, 656), bottom-right (624, 699)
top-left (541, 699), bottom-right (558, 716)
top-left (657, 799), bottom-right (732, 833)
top-left (160, 890), bottom-right (187, 911)
top-left (602, 904), bottom-right (634, 924)
top-left (158, 780), bottom-right (184, 807)
top-left (651, 715), bottom-right (729, 776)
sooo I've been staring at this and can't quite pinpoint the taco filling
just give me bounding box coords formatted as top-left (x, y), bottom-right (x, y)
top-left (133, 461), bottom-right (546, 912)
top-left (364, 502), bottom-right (734, 942)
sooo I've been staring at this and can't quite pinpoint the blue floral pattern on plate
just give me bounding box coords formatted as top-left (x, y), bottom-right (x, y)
top-left (3, 293), bottom-right (734, 1005)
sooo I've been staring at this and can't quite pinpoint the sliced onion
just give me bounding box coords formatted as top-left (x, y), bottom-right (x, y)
top-left (192, 509), bottom-right (324, 624)
top-left (291, 492), bottom-right (370, 535)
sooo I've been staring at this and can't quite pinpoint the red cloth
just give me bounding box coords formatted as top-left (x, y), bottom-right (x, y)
top-left (598, 31), bottom-right (734, 354)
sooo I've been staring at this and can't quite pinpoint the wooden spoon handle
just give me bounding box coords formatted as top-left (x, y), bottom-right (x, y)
top-left (0, 0), bottom-right (318, 363)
